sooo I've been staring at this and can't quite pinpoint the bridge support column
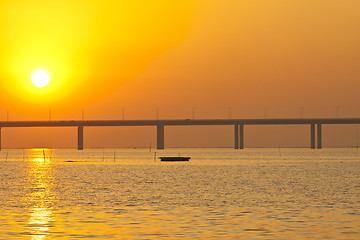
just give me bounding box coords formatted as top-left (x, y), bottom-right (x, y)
top-left (311, 124), bottom-right (315, 149)
top-left (234, 124), bottom-right (239, 149)
top-left (240, 124), bottom-right (244, 149)
top-left (317, 124), bottom-right (322, 149)
top-left (78, 126), bottom-right (84, 150)
top-left (157, 124), bottom-right (164, 150)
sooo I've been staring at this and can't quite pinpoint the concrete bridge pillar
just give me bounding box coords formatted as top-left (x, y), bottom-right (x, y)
top-left (240, 124), bottom-right (244, 149)
top-left (157, 124), bottom-right (164, 150)
top-left (234, 124), bottom-right (239, 149)
top-left (78, 126), bottom-right (84, 150)
top-left (311, 124), bottom-right (315, 149)
top-left (317, 124), bottom-right (322, 149)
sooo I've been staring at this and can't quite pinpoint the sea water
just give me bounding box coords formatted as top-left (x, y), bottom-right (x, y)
top-left (0, 148), bottom-right (359, 239)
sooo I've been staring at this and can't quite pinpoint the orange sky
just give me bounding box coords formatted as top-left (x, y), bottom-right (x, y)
top-left (1, 0), bottom-right (360, 148)
top-left (0, 0), bottom-right (195, 113)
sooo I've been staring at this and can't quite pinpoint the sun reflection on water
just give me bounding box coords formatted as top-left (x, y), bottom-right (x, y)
top-left (28, 207), bottom-right (52, 239)
top-left (25, 149), bottom-right (54, 239)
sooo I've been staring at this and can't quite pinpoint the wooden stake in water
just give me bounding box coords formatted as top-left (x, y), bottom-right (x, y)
top-left (6, 150), bottom-right (8, 161)
top-left (43, 150), bottom-right (46, 161)
top-left (114, 152), bottom-right (116, 162)
top-left (154, 152), bottom-right (157, 162)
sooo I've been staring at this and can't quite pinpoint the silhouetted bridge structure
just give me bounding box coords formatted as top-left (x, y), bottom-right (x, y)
top-left (0, 118), bottom-right (360, 150)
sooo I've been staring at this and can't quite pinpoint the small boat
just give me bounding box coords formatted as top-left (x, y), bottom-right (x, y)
top-left (159, 157), bottom-right (190, 162)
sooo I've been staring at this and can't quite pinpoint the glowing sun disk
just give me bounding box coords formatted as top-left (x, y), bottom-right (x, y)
top-left (31, 70), bottom-right (50, 88)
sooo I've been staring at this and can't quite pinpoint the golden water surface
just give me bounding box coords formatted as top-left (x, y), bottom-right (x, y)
top-left (0, 148), bottom-right (359, 239)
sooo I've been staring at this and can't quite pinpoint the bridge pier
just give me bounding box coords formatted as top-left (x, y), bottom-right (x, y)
top-left (240, 124), bottom-right (244, 149)
top-left (234, 124), bottom-right (239, 149)
top-left (317, 124), bottom-right (322, 149)
top-left (157, 124), bottom-right (164, 150)
top-left (311, 124), bottom-right (315, 149)
top-left (78, 126), bottom-right (84, 150)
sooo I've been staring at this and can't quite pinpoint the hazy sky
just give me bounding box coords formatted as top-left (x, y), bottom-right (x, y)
top-left (1, 0), bottom-right (360, 148)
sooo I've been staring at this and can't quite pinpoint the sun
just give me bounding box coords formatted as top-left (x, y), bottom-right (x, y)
top-left (31, 70), bottom-right (50, 88)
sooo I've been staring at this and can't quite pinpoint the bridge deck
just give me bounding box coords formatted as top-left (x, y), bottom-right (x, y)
top-left (1, 118), bottom-right (360, 127)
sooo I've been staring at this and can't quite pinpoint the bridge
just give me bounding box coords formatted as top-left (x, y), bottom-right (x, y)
top-left (1, 118), bottom-right (360, 150)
